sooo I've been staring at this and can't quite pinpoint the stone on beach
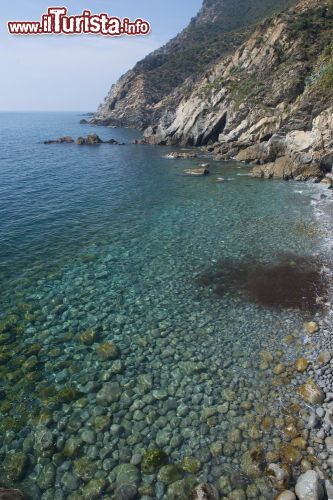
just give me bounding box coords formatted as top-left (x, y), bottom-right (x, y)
top-left (295, 470), bottom-right (324, 500)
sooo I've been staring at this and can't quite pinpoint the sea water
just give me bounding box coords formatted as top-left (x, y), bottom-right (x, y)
top-left (0, 112), bottom-right (330, 498)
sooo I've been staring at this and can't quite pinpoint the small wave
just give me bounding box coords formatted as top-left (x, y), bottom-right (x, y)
top-left (236, 173), bottom-right (251, 176)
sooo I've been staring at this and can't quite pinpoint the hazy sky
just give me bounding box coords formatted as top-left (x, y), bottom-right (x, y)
top-left (0, 1), bottom-right (202, 111)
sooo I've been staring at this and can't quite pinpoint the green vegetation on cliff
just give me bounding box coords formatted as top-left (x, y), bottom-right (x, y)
top-left (94, 0), bottom-right (296, 127)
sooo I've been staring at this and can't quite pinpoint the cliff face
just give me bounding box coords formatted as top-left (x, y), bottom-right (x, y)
top-left (92, 0), bottom-right (295, 128)
top-left (143, 0), bottom-right (333, 179)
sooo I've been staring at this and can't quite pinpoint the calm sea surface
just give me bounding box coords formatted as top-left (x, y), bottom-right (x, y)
top-left (0, 112), bottom-right (329, 498)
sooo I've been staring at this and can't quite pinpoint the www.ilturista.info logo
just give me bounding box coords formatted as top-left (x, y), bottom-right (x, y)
top-left (8, 7), bottom-right (151, 36)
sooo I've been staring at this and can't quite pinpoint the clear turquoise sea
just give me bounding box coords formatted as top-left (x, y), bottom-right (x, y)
top-left (0, 112), bottom-right (330, 498)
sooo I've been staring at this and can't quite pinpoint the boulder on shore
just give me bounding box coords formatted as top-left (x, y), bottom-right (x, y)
top-left (251, 156), bottom-right (324, 180)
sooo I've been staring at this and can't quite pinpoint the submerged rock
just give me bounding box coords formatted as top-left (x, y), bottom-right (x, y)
top-left (266, 463), bottom-right (289, 490)
top-left (0, 490), bottom-right (27, 500)
top-left (96, 382), bottom-right (121, 404)
top-left (240, 447), bottom-right (265, 477)
top-left (184, 168), bottom-right (209, 176)
top-left (82, 479), bottom-right (106, 499)
top-left (279, 444), bottom-right (301, 465)
top-left (114, 463), bottom-right (140, 486)
top-left (181, 456), bottom-right (201, 474)
top-left (96, 342), bottom-right (119, 360)
top-left (191, 483), bottom-right (220, 499)
top-left (158, 464), bottom-right (182, 484)
top-left (44, 136), bottom-right (74, 144)
top-left (295, 358), bottom-right (309, 373)
top-left (79, 329), bottom-right (98, 345)
top-left (316, 351), bottom-right (331, 366)
top-left (167, 476), bottom-right (198, 500)
top-left (137, 373), bottom-right (153, 394)
top-left (304, 321), bottom-right (319, 334)
top-left (298, 381), bottom-right (325, 405)
top-left (1, 452), bottom-right (28, 482)
top-left (276, 492), bottom-right (296, 500)
top-left (141, 449), bottom-right (168, 474)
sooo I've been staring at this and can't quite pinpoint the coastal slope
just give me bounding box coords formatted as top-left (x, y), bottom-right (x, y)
top-left (92, 0), bottom-right (295, 129)
top-left (143, 0), bottom-right (333, 180)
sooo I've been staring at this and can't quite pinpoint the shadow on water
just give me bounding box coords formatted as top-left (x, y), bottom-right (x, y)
top-left (198, 254), bottom-right (329, 313)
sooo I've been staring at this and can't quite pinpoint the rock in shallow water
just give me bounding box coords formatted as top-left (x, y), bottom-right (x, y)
top-left (184, 168), bottom-right (210, 177)
top-left (0, 489), bottom-right (27, 500)
top-left (191, 483), bottom-right (220, 499)
top-left (276, 491), bottom-right (296, 500)
top-left (298, 381), bottom-right (325, 405)
top-left (279, 444), bottom-right (301, 465)
top-left (96, 341), bottom-right (119, 360)
top-left (158, 464), bottom-right (182, 484)
top-left (1, 452), bottom-right (28, 482)
top-left (325, 436), bottom-right (333, 454)
top-left (295, 470), bottom-right (324, 500)
top-left (304, 322), bottom-right (320, 335)
top-left (96, 382), bottom-right (121, 404)
top-left (141, 449), bottom-right (168, 474)
top-left (295, 358), bottom-right (309, 373)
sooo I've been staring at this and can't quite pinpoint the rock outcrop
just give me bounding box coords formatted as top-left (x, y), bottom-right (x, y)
top-left (44, 134), bottom-right (124, 146)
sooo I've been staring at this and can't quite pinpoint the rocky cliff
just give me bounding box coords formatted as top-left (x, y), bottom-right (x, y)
top-left (142, 0), bottom-right (333, 180)
top-left (92, 0), bottom-right (295, 129)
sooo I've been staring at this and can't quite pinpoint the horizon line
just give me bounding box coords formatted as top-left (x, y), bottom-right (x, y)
top-left (0, 110), bottom-right (93, 113)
